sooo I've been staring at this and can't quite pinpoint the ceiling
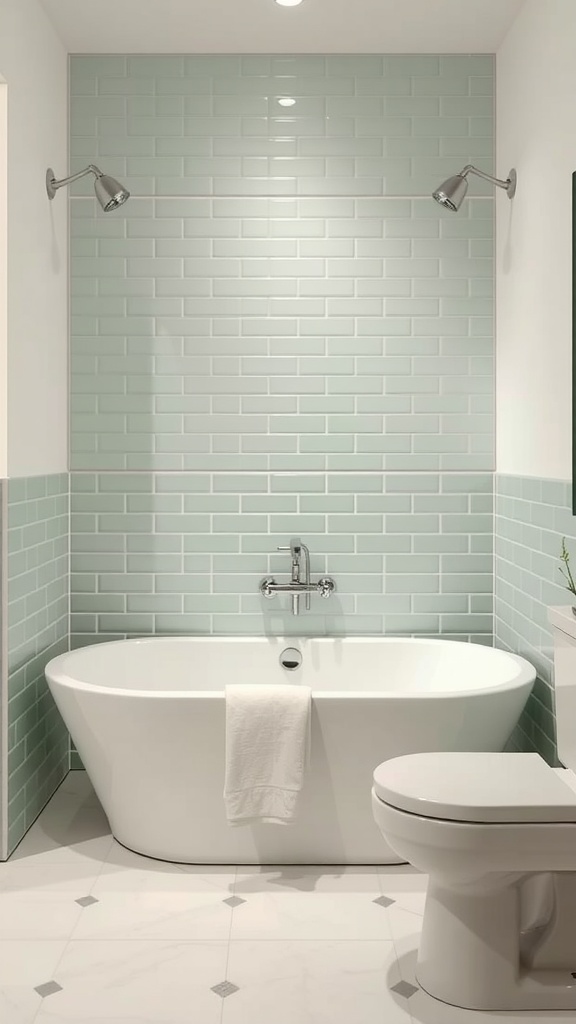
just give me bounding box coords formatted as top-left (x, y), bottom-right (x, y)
top-left (40, 0), bottom-right (525, 54)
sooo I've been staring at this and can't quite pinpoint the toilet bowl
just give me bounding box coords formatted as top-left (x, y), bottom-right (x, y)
top-left (370, 607), bottom-right (576, 1009)
top-left (373, 749), bottom-right (576, 1011)
top-left (371, 607), bottom-right (576, 1010)
top-left (372, 751), bottom-right (576, 1010)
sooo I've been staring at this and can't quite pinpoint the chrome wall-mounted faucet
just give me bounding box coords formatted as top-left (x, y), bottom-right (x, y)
top-left (259, 538), bottom-right (336, 616)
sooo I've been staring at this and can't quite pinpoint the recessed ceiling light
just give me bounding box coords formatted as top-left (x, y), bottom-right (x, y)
top-left (278, 97), bottom-right (296, 107)
top-left (275, 0), bottom-right (304, 6)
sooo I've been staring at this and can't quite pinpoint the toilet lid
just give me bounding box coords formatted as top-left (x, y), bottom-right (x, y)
top-left (373, 752), bottom-right (576, 823)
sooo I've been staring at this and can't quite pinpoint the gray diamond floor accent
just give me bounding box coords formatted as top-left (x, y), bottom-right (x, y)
top-left (223, 895), bottom-right (246, 908)
top-left (211, 981), bottom-right (239, 999)
top-left (373, 895), bottom-right (395, 908)
top-left (391, 980), bottom-right (419, 999)
top-left (75, 895), bottom-right (99, 907)
top-left (34, 981), bottom-right (63, 998)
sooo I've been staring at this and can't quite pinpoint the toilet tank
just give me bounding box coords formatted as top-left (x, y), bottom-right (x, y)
top-left (549, 607), bottom-right (576, 771)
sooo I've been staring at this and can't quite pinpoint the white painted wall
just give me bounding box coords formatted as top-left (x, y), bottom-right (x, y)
top-left (0, 80), bottom-right (7, 480)
top-left (0, 0), bottom-right (68, 476)
top-left (497, 0), bottom-right (576, 480)
top-left (40, 0), bottom-right (523, 55)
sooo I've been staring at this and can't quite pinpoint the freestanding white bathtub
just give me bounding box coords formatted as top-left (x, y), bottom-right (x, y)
top-left (45, 636), bottom-right (535, 864)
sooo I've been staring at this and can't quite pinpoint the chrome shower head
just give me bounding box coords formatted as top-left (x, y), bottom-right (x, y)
top-left (432, 165), bottom-right (517, 213)
top-left (93, 172), bottom-right (130, 212)
top-left (432, 173), bottom-right (468, 212)
top-left (46, 164), bottom-right (130, 212)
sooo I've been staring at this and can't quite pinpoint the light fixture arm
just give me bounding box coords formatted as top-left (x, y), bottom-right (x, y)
top-left (46, 164), bottom-right (103, 200)
top-left (459, 164), bottom-right (517, 199)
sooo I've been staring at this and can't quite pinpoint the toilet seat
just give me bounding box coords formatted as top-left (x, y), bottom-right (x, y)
top-left (373, 752), bottom-right (576, 824)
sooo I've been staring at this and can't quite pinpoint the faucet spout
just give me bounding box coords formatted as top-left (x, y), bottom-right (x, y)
top-left (267, 539), bottom-right (334, 615)
top-left (289, 538), bottom-right (301, 584)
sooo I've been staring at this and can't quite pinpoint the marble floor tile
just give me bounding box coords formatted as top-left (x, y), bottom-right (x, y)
top-left (234, 864), bottom-right (384, 895)
top-left (229, 890), bottom-right (392, 941)
top-left (10, 806), bottom-right (113, 865)
top-left (55, 770), bottom-right (101, 806)
top-left (0, 860), bottom-right (103, 894)
top-left (9, 775), bottom-right (112, 865)
top-left (223, 939), bottom-right (410, 1024)
top-left (0, 939), bottom-right (67, 985)
top-left (94, 841), bottom-right (236, 894)
top-left (0, 891), bottom-right (84, 939)
top-left (0, 940), bottom-right (68, 1024)
top-left (387, 904), bottom-right (428, 945)
top-left (0, 989), bottom-right (43, 1024)
top-left (33, 940), bottom-right (227, 1024)
top-left (70, 890), bottom-right (234, 941)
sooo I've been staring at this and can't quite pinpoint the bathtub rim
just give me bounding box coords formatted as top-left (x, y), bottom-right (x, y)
top-left (44, 635), bottom-right (536, 701)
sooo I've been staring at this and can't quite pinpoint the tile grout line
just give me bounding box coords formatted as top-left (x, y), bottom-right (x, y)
top-left (220, 864), bottom-right (238, 1024)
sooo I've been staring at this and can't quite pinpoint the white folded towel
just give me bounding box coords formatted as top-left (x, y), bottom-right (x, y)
top-left (224, 683), bottom-right (311, 826)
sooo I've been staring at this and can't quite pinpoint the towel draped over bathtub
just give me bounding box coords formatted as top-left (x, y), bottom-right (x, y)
top-left (224, 683), bottom-right (312, 825)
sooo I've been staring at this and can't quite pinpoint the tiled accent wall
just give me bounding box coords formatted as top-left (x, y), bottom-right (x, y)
top-left (70, 54), bottom-right (494, 645)
top-left (494, 474), bottom-right (575, 765)
top-left (71, 471), bottom-right (493, 642)
top-left (71, 196), bottom-right (493, 473)
top-left (70, 54), bottom-right (494, 201)
top-left (7, 475), bottom-right (69, 853)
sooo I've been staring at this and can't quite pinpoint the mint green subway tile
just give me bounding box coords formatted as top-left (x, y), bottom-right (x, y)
top-left (271, 474), bottom-right (325, 493)
top-left (325, 615), bottom-right (384, 634)
top-left (213, 574), bottom-right (260, 594)
top-left (327, 475), bottom-right (380, 493)
top-left (326, 514), bottom-right (381, 533)
top-left (386, 574), bottom-right (440, 594)
top-left (414, 493), bottom-right (468, 513)
top-left (442, 573), bottom-right (492, 594)
top-left (98, 573), bottom-right (152, 594)
top-left (442, 554), bottom-right (493, 573)
top-left (357, 495), bottom-right (411, 513)
top-left (328, 415), bottom-right (382, 434)
top-left (386, 514), bottom-right (439, 534)
top-left (470, 534), bottom-right (493, 554)
top-left (387, 554), bottom-right (439, 574)
top-left (442, 513), bottom-right (492, 533)
top-left (357, 534), bottom-right (411, 554)
top-left (385, 475), bottom-right (439, 493)
top-left (70, 55), bottom-right (495, 637)
top-left (414, 594), bottom-right (468, 614)
top-left (152, 575), bottom-right (210, 595)
top-left (442, 474), bottom-right (493, 493)
top-left (96, 613), bottom-right (153, 633)
top-left (471, 494), bottom-right (493, 513)
top-left (357, 397), bottom-right (411, 413)
top-left (297, 495), bottom-right (351, 514)
top-left (70, 574), bottom-right (97, 593)
top-left (74, 594), bottom-right (125, 614)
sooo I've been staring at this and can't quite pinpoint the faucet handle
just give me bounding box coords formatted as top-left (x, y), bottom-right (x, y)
top-left (277, 546), bottom-right (291, 552)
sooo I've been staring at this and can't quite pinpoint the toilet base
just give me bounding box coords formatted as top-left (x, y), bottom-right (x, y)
top-left (417, 874), bottom-right (576, 1011)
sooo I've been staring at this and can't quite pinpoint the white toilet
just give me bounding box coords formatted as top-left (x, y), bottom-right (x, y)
top-left (371, 606), bottom-right (576, 1012)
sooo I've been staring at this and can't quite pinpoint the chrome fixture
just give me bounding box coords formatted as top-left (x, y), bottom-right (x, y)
top-left (280, 648), bottom-right (303, 671)
top-left (432, 165), bottom-right (517, 212)
top-left (46, 164), bottom-right (130, 212)
top-left (260, 538), bottom-right (336, 616)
